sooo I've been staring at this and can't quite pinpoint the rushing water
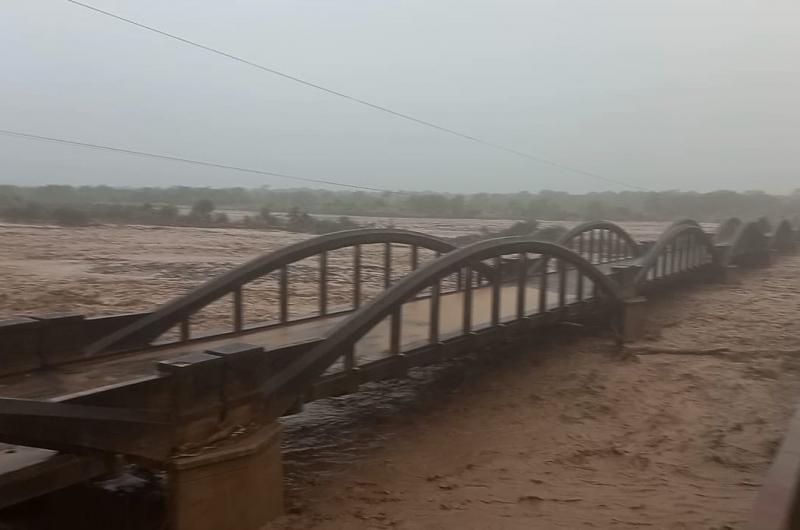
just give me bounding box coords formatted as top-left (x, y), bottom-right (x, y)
top-left (0, 217), bottom-right (722, 528)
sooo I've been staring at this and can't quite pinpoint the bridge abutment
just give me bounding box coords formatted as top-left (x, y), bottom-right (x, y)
top-left (167, 422), bottom-right (284, 530)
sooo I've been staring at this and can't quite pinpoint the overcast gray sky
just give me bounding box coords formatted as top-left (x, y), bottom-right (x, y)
top-left (1, 0), bottom-right (798, 193)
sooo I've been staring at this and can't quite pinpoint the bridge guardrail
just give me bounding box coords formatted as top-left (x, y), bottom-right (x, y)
top-left (0, 311), bottom-right (149, 377)
top-left (84, 229), bottom-right (468, 357)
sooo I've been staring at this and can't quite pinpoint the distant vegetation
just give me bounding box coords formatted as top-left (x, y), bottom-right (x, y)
top-left (1, 185), bottom-right (799, 232)
top-left (0, 194), bottom-right (361, 235)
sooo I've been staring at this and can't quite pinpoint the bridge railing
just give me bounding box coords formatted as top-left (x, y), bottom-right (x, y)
top-left (258, 238), bottom-right (623, 407)
top-left (83, 229), bottom-right (465, 357)
top-left (723, 220), bottom-right (772, 267)
top-left (633, 223), bottom-right (717, 290)
top-left (556, 220), bottom-right (642, 265)
top-left (0, 312), bottom-right (148, 377)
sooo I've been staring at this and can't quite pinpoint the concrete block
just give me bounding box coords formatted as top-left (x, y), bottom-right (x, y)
top-left (0, 317), bottom-right (42, 376)
top-left (158, 352), bottom-right (225, 446)
top-left (31, 312), bottom-right (86, 366)
top-left (205, 342), bottom-right (268, 426)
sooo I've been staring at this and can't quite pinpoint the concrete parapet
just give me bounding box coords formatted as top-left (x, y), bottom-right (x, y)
top-left (0, 311), bottom-right (150, 376)
top-left (32, 312), bottom-right (87, 366)
top-left (158, 352), bottom-right (225, 448)
top-left (0, 317), bottom-right (42, 376)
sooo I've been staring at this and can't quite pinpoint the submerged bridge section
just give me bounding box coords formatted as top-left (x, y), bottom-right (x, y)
top-left (0, 218), bottom-right (797, 530)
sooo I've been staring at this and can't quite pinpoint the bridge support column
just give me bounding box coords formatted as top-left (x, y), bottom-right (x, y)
top-left (167, 423), bottom-right (284, 530)
top-left (620, 297), bottom-right (648, 343)
top-left (611, 264), bottom-right (642, 299)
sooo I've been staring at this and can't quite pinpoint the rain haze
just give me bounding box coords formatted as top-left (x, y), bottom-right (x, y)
top-left (5, 4), bottom-right (800, 530)
top-left (1, 0), bottom-right (799, 192)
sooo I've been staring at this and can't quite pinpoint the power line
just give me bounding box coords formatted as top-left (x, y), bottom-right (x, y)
top-left (66, 0), bottom-right (651, 192)
top-left (0, 129), bottom-right (393, 192)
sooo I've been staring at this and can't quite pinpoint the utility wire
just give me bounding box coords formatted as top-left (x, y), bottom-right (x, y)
top-left (66, 0), bottom-right (651, 192)
top-left (0, 129), bottom-right (393, 192)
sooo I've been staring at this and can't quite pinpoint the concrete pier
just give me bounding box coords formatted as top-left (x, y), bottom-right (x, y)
top-left (168, 424), bottom-right (284, 530)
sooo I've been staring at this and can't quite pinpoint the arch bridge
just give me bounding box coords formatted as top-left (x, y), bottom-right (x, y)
top-left (0, 217), bottom-right (796, 529)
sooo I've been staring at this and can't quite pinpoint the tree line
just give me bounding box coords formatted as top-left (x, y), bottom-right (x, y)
top-left (0, 192), bottom-right (361, 234)
top-left (1, 185), bottom-right (799, 228)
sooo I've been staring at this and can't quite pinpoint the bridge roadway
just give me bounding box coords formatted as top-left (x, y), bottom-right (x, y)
top-left (0, 267), bottom-right (607, 402)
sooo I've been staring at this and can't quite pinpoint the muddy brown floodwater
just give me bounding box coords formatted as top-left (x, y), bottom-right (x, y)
top-left (0, 219), bottom-right (678, 317)
top-left (0, 219), bottom-right (794, 530)
top-left (272, 255), bottom-right (800, 530)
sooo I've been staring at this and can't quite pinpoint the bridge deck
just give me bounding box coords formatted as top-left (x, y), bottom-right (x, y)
top-left (0, 274), bottom-right (599, 402)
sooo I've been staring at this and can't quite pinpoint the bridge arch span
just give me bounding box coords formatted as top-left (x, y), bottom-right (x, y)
top-left (771, 220), bottom-right (796, 252)
top-left (715, 217), bottom-right (743, 243)
top-left (260, 237), bottom-right (623, 400)
top-left (87, 229), bottom-right (464, 356)
top-left (726, 221), bottom-right (771, 267)
top-left (666, 219), bottom-right (703, 231)
top-left (556, 220), bottom-right (641, 265)
top-left (634, 223), bottom-right (716, 288)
